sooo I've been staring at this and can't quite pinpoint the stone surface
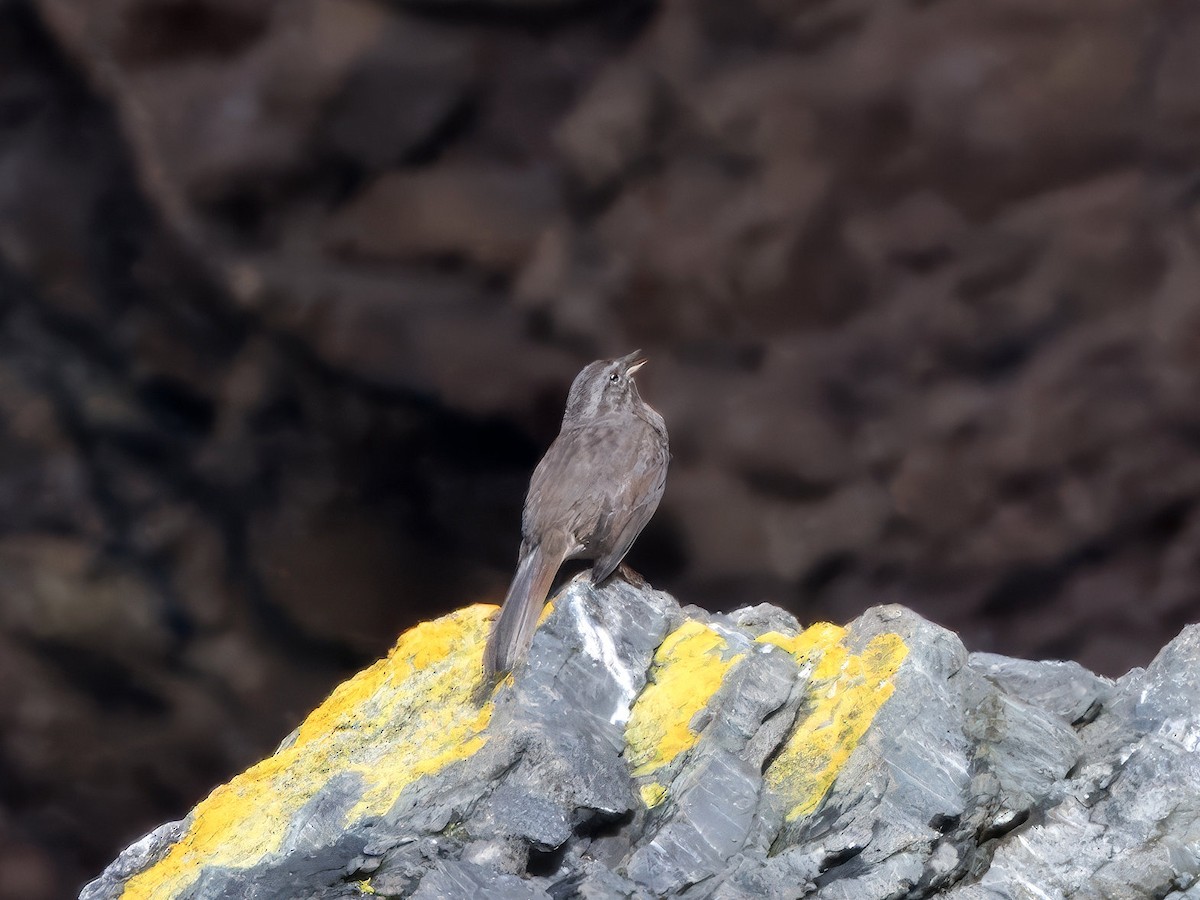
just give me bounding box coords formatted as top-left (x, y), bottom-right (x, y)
top-left (84, 582), bottom-right (1200, 899)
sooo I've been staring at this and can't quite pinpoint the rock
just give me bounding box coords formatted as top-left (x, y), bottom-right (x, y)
top-left (83, 581), bottom-right (1200, 898)
top-left (555, 61), bottom-right (660, 191)
top-left (324, 163), bottom-right (558, 272)
top-left (37, 0), bottom-right (395, 205)
top-left (844, 192), bottom-right (969, 274)
top-left (1149, 13), bottom-right (1200, 162)
top-left (316, 15), bottom-right (477, 171)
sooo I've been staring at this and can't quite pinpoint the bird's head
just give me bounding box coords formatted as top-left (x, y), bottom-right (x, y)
top-left (563, 351), bottom-right (649, 423)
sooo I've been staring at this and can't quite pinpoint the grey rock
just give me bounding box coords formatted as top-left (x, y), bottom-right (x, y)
top-left (79, 820), bottom-right (185, 900)
top-left (84, 584), bottom-right (1200, 899)
top-left (411, 860), bottom-right (551, 900)
top-left (968, 653), bottom-right (1115, 725)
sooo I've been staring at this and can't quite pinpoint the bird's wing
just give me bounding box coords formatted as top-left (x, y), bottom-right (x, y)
top-left (521, 425), bottom-right (605, 550)
top-left (589, 429), bottom-right (669, 583)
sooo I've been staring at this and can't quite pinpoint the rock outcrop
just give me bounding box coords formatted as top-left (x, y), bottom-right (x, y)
top-left (84, 581), bottom-right (1200, 899)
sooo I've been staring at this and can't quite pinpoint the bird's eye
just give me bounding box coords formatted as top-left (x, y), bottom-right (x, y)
top-left (608, 372), bottom-right (620, 384)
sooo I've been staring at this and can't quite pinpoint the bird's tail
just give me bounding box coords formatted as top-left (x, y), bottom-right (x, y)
top-left (482, 543), bottom-right (562, 683)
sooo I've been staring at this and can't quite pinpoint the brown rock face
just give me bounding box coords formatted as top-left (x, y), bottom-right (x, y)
top-left (4, 0), bottom-right (1200, 896)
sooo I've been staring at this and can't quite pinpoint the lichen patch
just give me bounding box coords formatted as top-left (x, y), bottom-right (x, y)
top-left (624, 621), bottom-right (744, 803)
top-left (762, 625), bottom-right (909, 820)
top-left (119, 604), bottom-right (497, 900)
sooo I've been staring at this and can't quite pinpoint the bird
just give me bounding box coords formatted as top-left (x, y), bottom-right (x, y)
top-left (482, 350), bottom-right (669, 683)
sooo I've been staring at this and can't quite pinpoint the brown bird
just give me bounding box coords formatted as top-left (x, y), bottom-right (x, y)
top-left (482, 351), bottom-right (669, 682)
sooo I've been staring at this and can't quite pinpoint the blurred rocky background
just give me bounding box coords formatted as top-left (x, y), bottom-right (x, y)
top-left (1, 0), bottom-right (1199, 895)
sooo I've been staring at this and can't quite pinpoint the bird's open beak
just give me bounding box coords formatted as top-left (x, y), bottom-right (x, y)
top-left (621, 350), bottom-right (648, 375)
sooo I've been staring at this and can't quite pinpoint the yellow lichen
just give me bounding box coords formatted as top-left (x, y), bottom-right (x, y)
top-left (624, 621), bottom-right (744, 805)
top-left (756, 622), bottom-right (847, 676)
top-left (119, 604), bottom-right (498, 900)
top-left (639, 782), bottom-right (667, 808)
top-left (761, 625), bottom-right (909, 821)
